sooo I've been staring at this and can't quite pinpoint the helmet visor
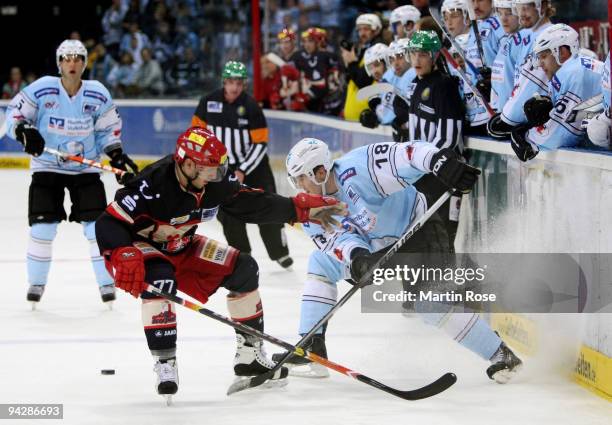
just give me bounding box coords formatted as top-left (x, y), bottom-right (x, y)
top-left (195, 162), bottom-right (228, 182)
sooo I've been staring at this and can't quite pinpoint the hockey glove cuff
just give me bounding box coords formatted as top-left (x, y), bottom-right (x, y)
top-left (430, 148), bottom-right (481, 193)
top-left (487, 113), bottom-right (515, 140)
top-left (510, 125), bottom-right (539, 162)
top-left (524, 94), bottom-right (553, 127)
top-left (292, 193), bottom-right (347, 233)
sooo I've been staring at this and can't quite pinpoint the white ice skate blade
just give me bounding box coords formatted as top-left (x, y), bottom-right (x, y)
top-left (30, 302), bottom-right (38, 311)
top-left (105, 301), bottom-right (114, 311)
top-left (230, 376), bottom-right (289, 393)
top-left (287, 362), bottom-right (330, 378)
top-left (163, 395), bottom-right (173, 406)
top-left (492, 363), bottom-right (523, 384)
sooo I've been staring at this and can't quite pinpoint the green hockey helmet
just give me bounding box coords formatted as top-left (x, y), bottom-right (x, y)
top-left (222, 61), bottom-right (247, 80)
top-left (407, 31), bottom-right (442, 56)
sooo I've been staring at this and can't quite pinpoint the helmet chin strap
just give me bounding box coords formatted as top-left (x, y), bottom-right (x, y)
top-left (177, 162), bottom-right (204, 192)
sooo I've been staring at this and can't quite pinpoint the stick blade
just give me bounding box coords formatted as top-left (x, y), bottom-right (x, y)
top-left (356, 372), bottom-right (457, 401)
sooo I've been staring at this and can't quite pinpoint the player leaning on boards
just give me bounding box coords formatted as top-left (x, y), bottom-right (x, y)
top-left (274, 137), bottom-right (522, 384)
top-left (509, 24), bottom-right (603, 161)
top-left (192, 61), bottom-right (294, 270)
top-left (4, 39), bottom-right (138, 309)
top-left (95, 127), bottom-right (345, 403)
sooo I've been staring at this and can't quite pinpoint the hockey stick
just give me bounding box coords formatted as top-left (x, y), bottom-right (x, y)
top-left (144, 284), bottom-right (457, 401)
top-left (465, 0), bottom-right (487, 68)
top-left (231, 190), bottom-right (455, 394)
top-left (428, 6), bottom-right (483, 80)
top-left (439, 48), bottom-right (496, 117)
top-left (44, 147), bottom-right (127, 177)
top-left (356, 82), bottom-right (411, 104)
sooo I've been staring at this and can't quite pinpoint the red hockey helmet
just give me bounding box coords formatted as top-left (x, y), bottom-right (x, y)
top-left (175, 127), bottom-right (228, 181)
top-left (301, 27), bottom-right (323, 42)
top-left (278, 28), bottom-right (296, 41)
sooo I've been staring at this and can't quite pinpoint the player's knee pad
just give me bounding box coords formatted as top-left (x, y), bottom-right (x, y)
top-left (299, 276), bottom-right (337, 335)
top-left (141, 259), bottom-right (176, 300)
top-left (227, 289), bottom-right (263, 323)
top-left (142, 298), bottom-right (177, 355)
top-left (28, 222), bottom-right (59, 259)
top-left (222, 253), bottom-right (259, 293)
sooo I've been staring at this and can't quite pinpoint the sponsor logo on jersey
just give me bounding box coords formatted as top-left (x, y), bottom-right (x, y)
top-left (201, 206), bottom-right (219, 221)
top-left (479, 28), bottom-right (491, 40)
top-left (338, 167), bottom-right (356, 185)
top-left (207, 101), bottom-right (223, 113)
top-left (170, 214), bottom-right (190, 225)
top-left (49, 116), bottom-right (65, 129)
top-left (346, 185), bottom-right (360, 204)
top-left (237, 105), bottom-right (246, 116)
top-left (421, 87), bottom-right (430, 101)
top-left (154, 329), bottom-right (176, 337)
top-left (580, 57), bottom-right (594, 70)
top-left (151, 308), bottom-right (176, 325)
top-left (352, 207), bottom-right (376, 232)
top-left (82, 102), bottom-right (100, 115)
top-left (523, 35), bottom-right (530, 46)
top-left (551, 76), bottom-right (561, 92)
top-left (34, 87), bottom-right (59, 98)
top-left (44, 101), bottom-right (57, 109)
top-left (199, 239), bottom-right (230, 265)
top-left (237, 118), bottom-right (249, 126)
top-left (83, 90), bottom-right (107, 103)
top-left (512, 33), bottom-right (522, 45)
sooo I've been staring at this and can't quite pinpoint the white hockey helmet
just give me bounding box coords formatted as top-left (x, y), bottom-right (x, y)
top-left (579, 48), bottom-right (599, 60)
top-left (441, 0), bottom-right (470, 25)
top-left (512, 0), bottom-right (543, 18)
top-left (533, 23), bottom-right (580, 65)
top-left (390, 5), bottom-right (421, 32)
top-left (286, 138), bottom-right (333, 190)
top-left (356, 13), bottom-right (382, 31)
top-left (364, 43), bottom-right (390, 76)
top-left (387, 38), bottom-right (411, 64)
top-left (56, 39), bottom-right (88, 74)
top-left (494, 0), bottom-right (514, 8)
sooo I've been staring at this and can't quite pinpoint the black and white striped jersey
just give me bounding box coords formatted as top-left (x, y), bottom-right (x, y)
top-left (398, 70), bottom-right (465, 151)
top-left (192, 89), bottom-right (269, 175)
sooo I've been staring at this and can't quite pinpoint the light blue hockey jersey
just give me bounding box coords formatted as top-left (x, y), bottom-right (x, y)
top-left (499, 24), bottom-right (552, 125)
top-left (466, 16), bottom-right (505, 70)
top-left (377, 68), bottom-right (409, 125)
top-left (525, 56), bottom-right (603, 151)
top-left (5, 76), bottom-right (122, 174)
top-left (449, 64), bottom-right (489, 127)
top-left (301, 141), bottom-right (438, 268)
top-left (491, 33), bottom-right (514, 111)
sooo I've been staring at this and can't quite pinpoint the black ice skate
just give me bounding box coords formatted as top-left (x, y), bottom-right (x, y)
top-left (99, 284), bottom-right (116, 309)
top-left (153, 358), bottom-right (178, 405)
top-left (276, 255), bottom-right (294, 269)
top-left (27, 285), bottom-right (45, 310)
top-left (487, 340), bottom-right (523, 384)
top-left (233, 334), bottom-right (288, 388)
top-left (271, 334), bottom-right (329, 378)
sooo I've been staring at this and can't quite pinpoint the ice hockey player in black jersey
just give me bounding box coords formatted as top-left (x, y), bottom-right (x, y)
top-left (95, 127), bottom-right (345, 402)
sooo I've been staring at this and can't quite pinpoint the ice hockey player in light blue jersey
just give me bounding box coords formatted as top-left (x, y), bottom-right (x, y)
top-left (487, 0), bottom-right (553, 137)
top-left (490, 0), bottom-right (520, 111)
top-left (464, 0), bottom-right (505, 72)
top-left (273, 137), bottom-right (523, 384)
top-left (585, 52), bottom-right (611, 148)
top-left (4, 40), bottom-right (138, 308)
top-left (510, 24), bottom-right (603, 161)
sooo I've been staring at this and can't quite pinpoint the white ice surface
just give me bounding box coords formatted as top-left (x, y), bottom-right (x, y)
top-left (1, 170), bottom-right (610, 425)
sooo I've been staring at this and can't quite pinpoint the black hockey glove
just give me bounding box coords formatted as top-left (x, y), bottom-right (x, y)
top-left (510, 125), bottom-right (539, 162)
top-left (524, 94), bottom-right (553, 127)
top-left (475, 66), bottom-right (492, 100)
top-left (487, 113), bottom-right (516, 140)
top-left (108, 147), bottom-right (139, 184)
top-left (359, 109), bottom-right (379, 129)
top-left (430, 148), bottom-right (481, 193)
top-left (15, 122), bottom-right (45, 157)
top-left (349, 248), bottom-right (381, 285)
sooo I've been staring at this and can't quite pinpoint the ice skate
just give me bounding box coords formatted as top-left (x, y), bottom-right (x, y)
top-left (99, 284), bottom-right (116, 310)
top-left (233, 334), bottom-right (288, 389)
top-left (27, 285), bottom-right (45, 310)
top-left (276, 255), bottom-right (294, 269)
top-left (487, 340), bottom-right (523, 384)
top-left (153, 358), bottom-right (178, 405)
top-left (272, 334), bottom-right (329, 378)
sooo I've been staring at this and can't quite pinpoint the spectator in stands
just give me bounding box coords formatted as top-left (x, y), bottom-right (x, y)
top-left (123, 0), bottom-right (145, 30)
top-left (133, 47), bottom-right (165, 96)
top-left (89, 44), bottom-right (117, 87)
top-left (107, 52), bottom-right (139, 98)
top-left (299, 0), bottom-right (321, 27)
top-left (261, 53), bottom-right (283, 109)
top-left (120, 21), bottom-right (151, 66)
top-left (167, 47), bottom-right (201, 96)
top-left (342, 13), bottom-right (383, 121)
top-left (102, 0), bottom-right (128, 60)
top-left (2, 67), bottom-right (27, 99)
top-left (25, 72), bottom-right (37, 85)
top-left (151, 21), bottom-right (175, 71)
top-left (69, 31), bottom-right (81, 40)
top-left (174, 23), bottom-right (199, 57)
top-left (320, 1), bottom-right (341, 43)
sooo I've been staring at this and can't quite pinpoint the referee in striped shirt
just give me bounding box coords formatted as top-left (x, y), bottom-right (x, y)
top-left (192, 61), bottom-right (293, 268)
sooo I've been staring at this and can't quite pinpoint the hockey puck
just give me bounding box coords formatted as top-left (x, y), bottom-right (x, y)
top-left (100, 369), bottom-right (115, 375)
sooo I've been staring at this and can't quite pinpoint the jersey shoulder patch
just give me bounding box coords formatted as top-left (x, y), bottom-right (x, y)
top-left (486, 17), bottom-right (500, 30)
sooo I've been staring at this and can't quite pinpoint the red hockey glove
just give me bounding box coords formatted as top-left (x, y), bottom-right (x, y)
top-left (291, 193), bottom-right (347, 232)
top-left (110, 247), bottom-right (146, 298)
